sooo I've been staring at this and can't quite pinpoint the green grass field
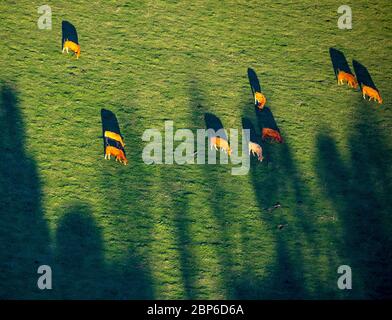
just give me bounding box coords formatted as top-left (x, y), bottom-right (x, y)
top-left (0, 0), bottom-right (391, 299)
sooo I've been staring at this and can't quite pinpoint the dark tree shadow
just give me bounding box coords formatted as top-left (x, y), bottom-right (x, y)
top-left (172, 194), bottom-right (197, 299)
top-left (55, 203), bottom-right (106, 299)
top-left (62, 21), bottom-right (79, 47)
top-left (158, 167), bottom-right (199, 299)
top-left (186, 77), bottom-right (321, 298)
top-left (329, 48), bottom-right (352, 79)
top-left (188, 78), bottom-right (317, 298)
top-left (240, 84), bottom-right (326, 298)
top-left (0, 84), bottom-right (153, 299)
top-left (187, 80), bottom-right (240, 298)
top-left (0, 82), bottom-right (51, 299)
top-left (352, 60), bottom-right (378, 90)
top-left (315, 98), bottom-right (392, 298)
top-left (243, 141), bottom-right (311, 298)
top-left (98, 105), bottom-right (155, 299)
top-left (54, 202), bottom-right (154, 299)
top-left (247, 67), bottom-right (261, 95)
top-left (101, 108), bottom-right (126, 155)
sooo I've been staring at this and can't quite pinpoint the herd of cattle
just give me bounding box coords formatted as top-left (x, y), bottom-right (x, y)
top-left (61, 22), bottom-right (383, 167)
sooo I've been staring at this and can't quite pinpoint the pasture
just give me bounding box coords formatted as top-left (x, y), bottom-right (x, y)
top-left (0, 0), bottom-right (391, 299)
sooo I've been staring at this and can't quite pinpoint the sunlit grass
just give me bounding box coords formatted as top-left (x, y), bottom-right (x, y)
top-left (0, 0), bottom-right (391, 299)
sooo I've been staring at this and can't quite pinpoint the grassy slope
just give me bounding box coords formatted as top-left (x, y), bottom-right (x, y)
top-left (0, 0), bottom-right (391, 299)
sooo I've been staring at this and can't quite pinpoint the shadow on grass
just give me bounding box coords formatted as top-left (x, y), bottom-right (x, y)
top-left (247, 67), bottom-right (261, 95)
top-left (183, 77), bottom-right (321, 298)
top-left (248, 69), bottom-right (282, 145)
top-left (239, 82), bottom-right (327, 298)
top-left (158, 167), bottom-right (199, 299)
top-left (254, 106), bottom-right (283, 146)
top-left (315, 97), bottom-right (392, 298)
top-left (101, 108), bottom-right (126, 155)
top-left (204, 112), bottom-right (227, 140)
top-left (0, 83), bottom-right (153, 299)
top-left (352, 60), bottom-right (378, 91)
top-left (186, 80), bottom-right (240, 298)
top-left (62, 20), bottom-right (79, 47)
top-left (241, 117), bottom-right (259, 144)
top-left (255, 107), bottom-right (281, 133)
top-left (54, 202), bottom-right (153, 299)
top-left (329, 48), bottom-right (352, 79)
top-left (0, 82), bottom-right (51, 299)
top-left (55, 203), bottom-right (106, 298)
top-left (98, 106), bottom-right (155, 299)
top-left (248, 142), bottom-right (320, 298)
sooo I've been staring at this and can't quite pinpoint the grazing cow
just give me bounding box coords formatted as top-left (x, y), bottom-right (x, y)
top-left (362, 85), bottom-right (382, 104)
top-left (337, 70), bottom-right (358, 89)
top-left (262, 128), bottom-right (283, 143)
top-left (104, 131), bottom-right (125, 148)
top-left (248, 141), bottom-right (263, 161)
top-left (210, 136), bottom-right (232, 156)
top-left (254, 92), bottom-right (267, 110)
top-left (105, 146), bottom-right (128, 165)
top-left (62, 40), bottom-right (81, 59)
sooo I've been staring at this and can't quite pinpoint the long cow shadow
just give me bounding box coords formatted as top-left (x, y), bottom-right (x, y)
top-left (101, 108), bottom-right (126, 155)
top-left (204, 112), bottom-right (228, 140)
top-left (352, 60), bottom-right (378, 91)
top-left (248, 68), bottom-right (283, 146)
top-left (62, 20), bottom-right (79, 47)
top-left (0, 82), bottom-right (51, 299)
top-left (315, 97), bottom-right (392, 298)
top-left (329, 48), bottom-right (352, 80)
top-left (241, 117), bottom-right (259, 144)
top-left (247, 67), bottom-right (262, 95)
top-left (256, 106), bottom-right (283, 141)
